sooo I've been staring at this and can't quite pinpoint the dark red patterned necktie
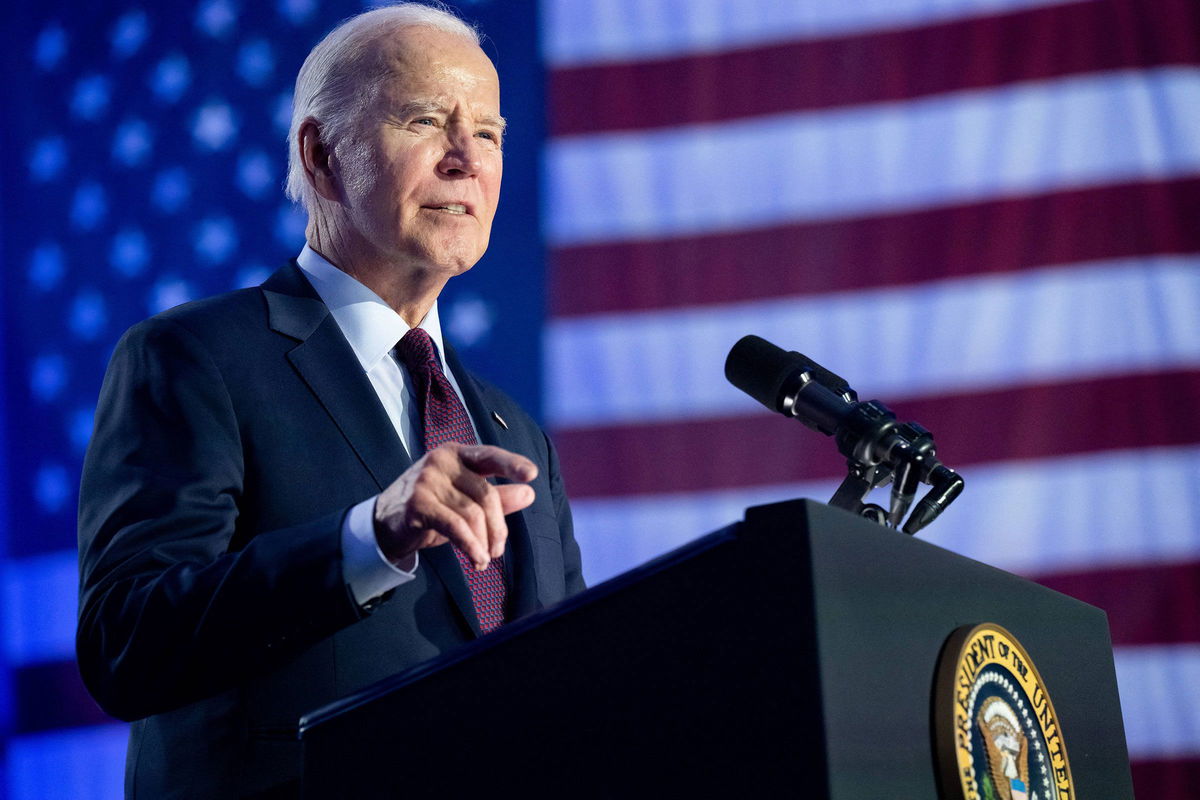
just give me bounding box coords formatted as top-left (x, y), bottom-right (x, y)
top-left (396, 327), bottom-right (508, 633)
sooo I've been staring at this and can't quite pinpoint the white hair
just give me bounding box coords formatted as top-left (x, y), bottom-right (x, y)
top-left (284, 2), bottom-right (481, 212)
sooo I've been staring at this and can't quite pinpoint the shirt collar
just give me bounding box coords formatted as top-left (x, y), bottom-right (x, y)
top-left (295, 244), bottom-right (449, 373)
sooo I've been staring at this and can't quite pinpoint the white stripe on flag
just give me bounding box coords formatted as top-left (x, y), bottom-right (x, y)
top-left (1115, 644), bottom-right (1200, 758)
top-left (542, 0), bottom-right (1090, 66)
top-left (545, 68), bottom-right (1200, 246)
top-left (572, 446), bottom-right (1200, 585)
top-left (574, 479), bottom-right (838, 585)
top-left (545, 257), bottom-right (1200, 427)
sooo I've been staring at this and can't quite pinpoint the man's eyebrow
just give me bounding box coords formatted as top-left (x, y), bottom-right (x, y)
top-left (481, 115), bottom-right (508, 135)
top-left (391, 101), bottom-right (507, 134)
top-left (393, 100), bottom-right (442, 117)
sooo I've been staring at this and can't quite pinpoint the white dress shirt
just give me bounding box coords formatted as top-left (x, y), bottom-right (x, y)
top-left (296, 244), bottom-right (479, 605)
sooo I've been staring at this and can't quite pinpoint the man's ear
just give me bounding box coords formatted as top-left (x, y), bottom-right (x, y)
top-left (298, 118), bottom-right (341, 203)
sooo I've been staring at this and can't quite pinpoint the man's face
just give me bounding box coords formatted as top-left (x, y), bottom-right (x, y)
top-left (338, 27), bottom-right (504, 276)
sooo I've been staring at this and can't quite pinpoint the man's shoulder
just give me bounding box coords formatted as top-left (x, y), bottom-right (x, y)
top-left (158, 285), bottom-right (267, 326)
top-left (119, 286), bottom-right (270, 352)
top-left (122, 262), bottom-right (313, 350)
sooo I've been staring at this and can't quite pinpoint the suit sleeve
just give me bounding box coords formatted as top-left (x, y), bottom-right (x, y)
top-left (544, 429), bottom-right (586, 595)
top-left (76, 317), bottom-right (362, 722)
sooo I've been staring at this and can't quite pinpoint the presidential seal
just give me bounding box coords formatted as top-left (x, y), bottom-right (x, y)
top-left (934, 623), bottom-right (1074, 800)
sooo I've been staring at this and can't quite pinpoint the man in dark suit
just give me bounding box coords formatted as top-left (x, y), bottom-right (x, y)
top-left (76, 4), bottom-right (584, 796)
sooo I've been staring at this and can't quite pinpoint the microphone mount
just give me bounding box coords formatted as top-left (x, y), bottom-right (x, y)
top-left (726, 335), bottom-right (963, 534)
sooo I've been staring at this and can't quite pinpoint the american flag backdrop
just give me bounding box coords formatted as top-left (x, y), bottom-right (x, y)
top-left (541, 0), bottom-right (1200, 796)
top-left (0, 0), bottom-right (1196, 797)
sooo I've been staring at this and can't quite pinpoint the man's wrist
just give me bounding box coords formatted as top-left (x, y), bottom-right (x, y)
top-left (342, 496), bottom-right (418, 606)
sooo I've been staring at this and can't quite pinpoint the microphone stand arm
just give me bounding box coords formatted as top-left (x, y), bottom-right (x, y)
top-left (829, 461), bottom-right (893, 526)
top-left (784, 373), bottom-right (964, 534)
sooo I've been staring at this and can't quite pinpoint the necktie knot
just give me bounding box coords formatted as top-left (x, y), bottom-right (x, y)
top-left (396, 326), bottom-right (438, 373)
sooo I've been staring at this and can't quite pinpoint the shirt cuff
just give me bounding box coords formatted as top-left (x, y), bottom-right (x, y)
top-left (341, 495), bottom-right (418, 607)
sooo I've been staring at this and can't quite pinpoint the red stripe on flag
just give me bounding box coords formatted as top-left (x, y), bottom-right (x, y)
top-left (555, 370), bottom-right (1200, 498)
top-left (550, 178), bottom-right (1200, 317)
top-left (550, 0), bottom-right (1200, 136)
top-left (1131, 757), bottom-right (1200, 800)
top-left (1032, 561), bottom-right (1200, 646)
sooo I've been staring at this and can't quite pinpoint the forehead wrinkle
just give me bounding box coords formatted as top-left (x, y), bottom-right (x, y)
top-left (380, 40), bottom-right (495, 94)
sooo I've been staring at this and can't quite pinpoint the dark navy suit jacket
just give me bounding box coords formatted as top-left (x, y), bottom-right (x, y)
top-left (77, 262), bottom-right (584, 797)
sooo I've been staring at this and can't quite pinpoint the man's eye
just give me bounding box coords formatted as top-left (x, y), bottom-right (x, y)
top-left (414, 118), bottom-right (436, 126)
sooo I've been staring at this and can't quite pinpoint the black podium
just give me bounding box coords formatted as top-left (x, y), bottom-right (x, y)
top-left (299, 500), bottom-right (1134, 797)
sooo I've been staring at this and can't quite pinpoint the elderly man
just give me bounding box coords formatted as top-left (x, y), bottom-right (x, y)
top-left (76, 4), bottom-right (584, 796)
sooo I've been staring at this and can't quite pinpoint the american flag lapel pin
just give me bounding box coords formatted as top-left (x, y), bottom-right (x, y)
top-left (491, 411), bottom-right (509, 430)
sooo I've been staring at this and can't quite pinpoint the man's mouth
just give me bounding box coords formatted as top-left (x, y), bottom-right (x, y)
top-left (424, 204), bottom-right (469, 215)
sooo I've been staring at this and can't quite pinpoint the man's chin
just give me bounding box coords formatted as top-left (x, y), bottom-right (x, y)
top-left (406, 249), bottom-right (484, 278)
top-left (422, 241), bottom-right (488, 275)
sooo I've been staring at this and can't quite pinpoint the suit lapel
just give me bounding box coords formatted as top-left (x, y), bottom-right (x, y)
top-left (421, 546), bottom-right (482, 637)
top-left (445, 344), bottom-right (541, 619)
top-left (263, 263), bottom-right (414, 491)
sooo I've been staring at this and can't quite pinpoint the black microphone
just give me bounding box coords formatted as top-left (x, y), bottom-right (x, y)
top-left (724, 335), bottom-right (962, 534)
top-left (724, 335), bottom-right (857, 436)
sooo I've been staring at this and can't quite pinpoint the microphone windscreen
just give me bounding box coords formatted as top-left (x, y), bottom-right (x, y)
top-left (724, 335), bottom-right (800, 413)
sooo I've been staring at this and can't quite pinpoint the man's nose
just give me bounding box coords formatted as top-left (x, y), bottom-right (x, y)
top-left (438, 130), bottom-right (483, 177)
